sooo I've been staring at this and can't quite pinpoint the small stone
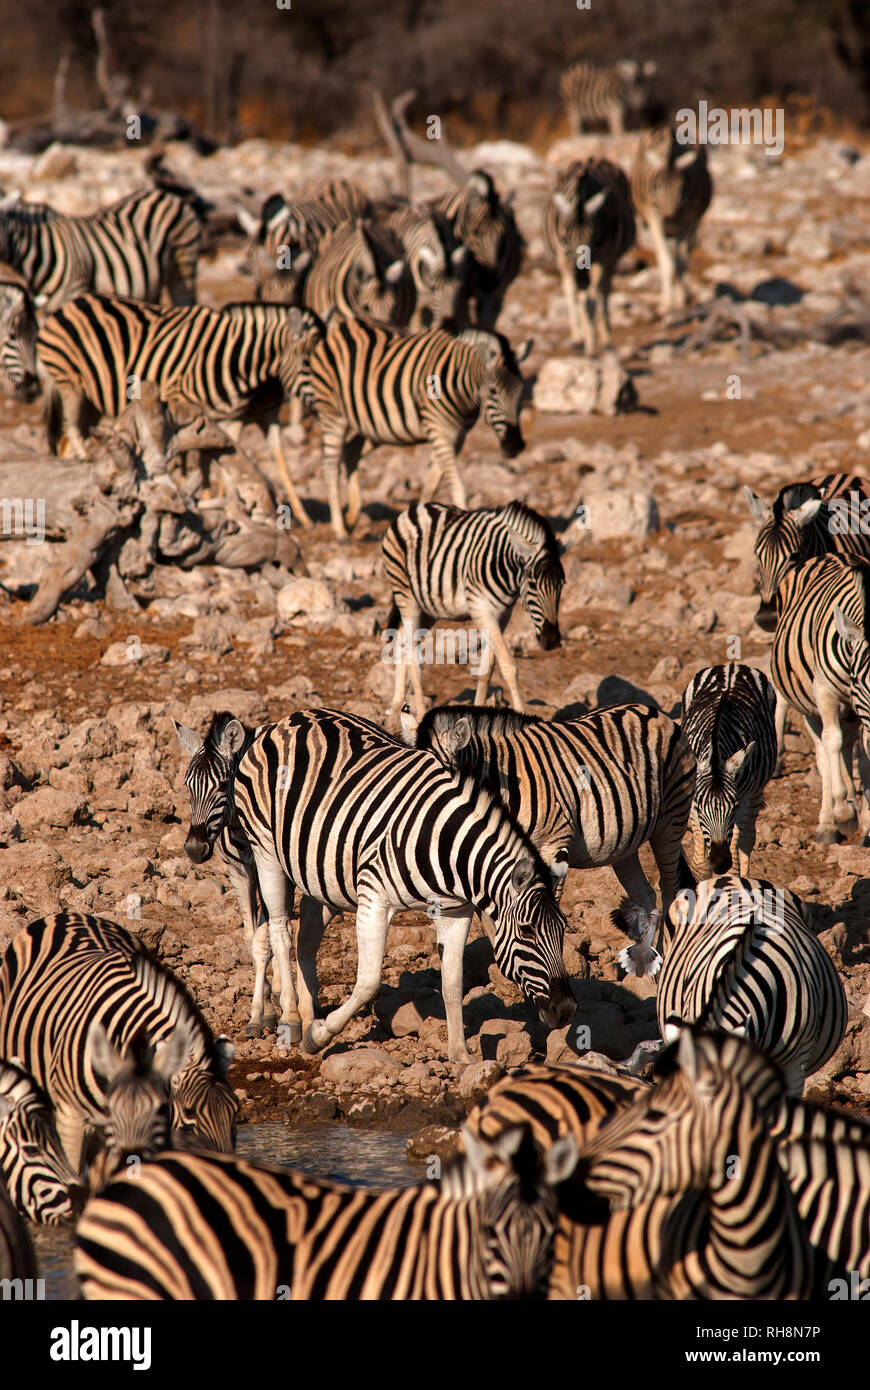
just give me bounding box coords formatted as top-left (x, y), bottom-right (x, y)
top-left (457, 1060), bottom-right (504, 1102)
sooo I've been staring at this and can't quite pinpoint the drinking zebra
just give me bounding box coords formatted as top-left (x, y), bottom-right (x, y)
top-left (770, 553), bottom-right (870, 843)
top-left (680, 663), bottom-right (778, 876)
top-left (630, 127), bottom-right (712, 314)
top-left (75, 1123), bottom-right (578, 1300)
top-left (0, 263), bottom-right (39, 402)
top-left (745, 474), bottom-right (870, 632)
top-left (642, 875), bottom-right (847, 1095)
top-left (559, 59), bottom-right (656, 136)
top-left (0, 913), bottom-right (238, 1173)
top-left (542, 158), bottom-right (636, 354)
top-left (306, 315), bottom-right (531, 540)
top-left (0, 1059), bottom-right (82, 1223)
top-left (172, 712), bottom-right (291, 1039)
top-left (430, 170), bottom-right (523, 329)
top-left (0, 187), bottom-right (201, 312)
top-left (229, 707), bottom-right (574, 1062)
top-left (382, 501), bottom-right (570, 718)
top-left (412, 702), bottom-right (696, 915)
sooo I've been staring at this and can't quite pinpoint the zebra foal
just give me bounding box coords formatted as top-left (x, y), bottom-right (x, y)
top-left (559, 59), bottom-right (656, 136)
top-left (382, 501), bottom-right (570, 719)
top-left (75, 1124), bottom-right (577, 1301)
top-left (680, 663), bottom-right (778, 876)
top-left (630, 127), bottom-right (712, 314)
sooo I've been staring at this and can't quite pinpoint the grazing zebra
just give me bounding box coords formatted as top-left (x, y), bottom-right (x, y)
top-left (413, 702), bottom-right (696, 917)
top-left (382, 501), bottom-right (570, 718)
top-left (230, 707), bottom-right (574, 1062)
top-left (75, 1123), bottom-right (578, 1301)
top-left (745, 474), bottom-right (870, 632)
top-left (0, 263), bottom-right (39, 402)
top-left (466, 1062), bottom-right (646, 1152)
top-left (431, 170), bottom-right (523, 328)
top-left (374, 198), bottom-right (470, 329)
top-left (559, 59), bottom-right (656, 136)
top-left (770, 553), bottom-right (870, 842)
top-left (37, 293), bottom-right (321, 523)
top-left (307, 315), bottom-right (531, 540)
top-left (639, 875), bottom-right (848, 1095)
top-left (0, 913), bottom-right (238, 1172)
top-left (680, 663), bottom-right (778, 876)
top-left (172, 712), bottom-right (292, 1039)
top-left (542, 158), bottom-right (636, 355)
top-left (0, 187), bottom-right (201, 312)
top-left (0, 1059), bottom-right (81, 1223)
top-left (566, 1028), bottom-right (813, 1300)
top-left (0, 1175), bottom-right (36, 1285)
top-left (630, 128), bottom-right (712, 313)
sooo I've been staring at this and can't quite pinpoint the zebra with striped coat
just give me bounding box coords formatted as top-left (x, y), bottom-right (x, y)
top-left (0, 1175), bottom-right (36, 1286)
top-left (430, 170), bottom-right (523, 329)
top-left (374, 198), bottom-right (470, 329)
top-left (542, 159), bottom-right (636, 355)
top-left (0, 263), bottom-right (39, 402)
top-left (466, 1062), bottom-right (646, 1151)
top-left (383, 501), bottom-right (570, 718)
top-left (770, 553), bottom-right (870, 842)
top-left (647, 875), bottom-right (847, 1095)
top-left (0, 1059), bottom-right (82, 1223)
top-left (238, 178), bottom-right (373, 261)
top-left (307, 315), bottom-right (531, 540)
top-left (0, 914), bottom-right (238, 1173)
top-left (680, 663), bottom-right (778, 876)
top-left (230, 708), bottom-right (574, 1062)
top-left (412, 702), bottom-right (696, 916)
top-left (75, 1124), bottom-right (578, 1301)
top-left (559, 59), bottom-right (656, 136)
top-left (0, 187), bottom-right (201, 312)
top-left (630, 128), bottom-right (712, 314)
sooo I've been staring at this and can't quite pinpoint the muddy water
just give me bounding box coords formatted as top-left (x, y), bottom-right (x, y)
top-left (32, 1124), bottom-right (419, 1300)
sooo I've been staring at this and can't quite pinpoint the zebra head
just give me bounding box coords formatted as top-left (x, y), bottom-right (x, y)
top-left (506, 522), bottom-right (566, 651)
top-left (834, 605), bottom-right (870, 755)
top-left (247, 242), bottom-right (312, 306)
top-left (691, 743), bottom-right (756, 873)
top-left (88, 1021), bottom-right (194, 1174)
top-left (173, 712), bottom-right (249, 863)
top-left (491, 853), bottom-right (575, 1031)
top-left (745, 484), bottom-right (825, 631)
top-left (0, 265), bottom-right (39, 403)
top-left (459, 1123), bottom-right (578, 1300)
top-left (0, 1060), bottom-right (82, 1224)
top-left (461, 329), bottom-right (532, 460)
top-left (169, 1035), bottom-right (238, 1153)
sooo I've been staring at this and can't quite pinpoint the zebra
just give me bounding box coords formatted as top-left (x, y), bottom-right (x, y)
top-left (630, 127), bottom-right (712, 314)
top-left (412, 702), bottom-right (697, 918)
top-left (238, 178), bottom-right (373, 260)
top-left (0, 1174), bottom-right (36, 1286)
top-left (302, 219), bottom-right (414, 327)
top-left (635, 874), bottom-right (848, 1096)
top-left (566, 1028), bottom-right (813, 1300)
top-left (0, 186), bottom-right (201, 312)
top-left (382, 501), bottom-right (571, 719)
top-left (0, 913), bottom-right (238, 1173)
top-left (559, 59), bottom-right (656, 136)
top-left (680, 663), bottom-right (778, 876)
top-left (542, 158), bottom-right (636, 355)
top-left (0, 262), bottom-right (39, 402)
top-left (770, 553), bottom-right (870, 843)
top-left (0, 1059), bottom-right (82, 1223)
top-left (37, 293), bottom-right (321, 525)
top-left (229, 707), bottom-right (575, 1062)
top-left (744, 474), bottom-right (870, 633)
top-left (374, 198), bottom-right (470, 329)
top-left (75, 1123), bottom-right (578, 1301)
top-left (465, 1062), bottom-right (646, 1152)
top-left (172, 712), bottom-right (294, 1039)
top-left (431, 170), bottom-right (523, 329)
top-left (306, 314), bottom-right (531, 540)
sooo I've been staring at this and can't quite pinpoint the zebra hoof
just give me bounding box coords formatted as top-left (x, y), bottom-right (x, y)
top-left (835, 813), bottom-right (858, 835)
top-left (279, 1020), bottom-right (302, 1046)
top-left (262, 1009), bottom-right (278, 1030)
top-left (301, 1021), bottom-right (329, 1054)
top-left (244, 1022), bottom-right (264, 1039)
top-left (815, 828), bottom-right (841, 845)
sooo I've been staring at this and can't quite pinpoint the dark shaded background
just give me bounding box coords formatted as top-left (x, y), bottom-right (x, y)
top-left (4, 0), bottom-right (870, 145)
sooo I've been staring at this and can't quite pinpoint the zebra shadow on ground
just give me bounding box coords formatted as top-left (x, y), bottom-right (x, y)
top-left (808, 882), bottom-right (870, 967)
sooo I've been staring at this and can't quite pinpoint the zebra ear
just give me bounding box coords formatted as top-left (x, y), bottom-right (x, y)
top-left (743, 486), bottom-right (771, 524)
top-left (0, 191), bottom-right (22, 212)
top-left (675, 1027), bottom-right (698, 1079)
top-left (417, 245), bottom-right (439, 276)
top-left (549, 849), bottom-right (569, 888)
top-left (506, 529), bottom-right (538, 565)
top-left (237, 207), bottom-right (261, 238)
top-left (172, 718), bottom-right (203, 758)
top-left (559, 526), bottom-right (579, 556)
top-left (584, 189), bottom-right (608, 217)
top-left (153, 1022), bottom-right (193, 1083)
top-left (514, 338), bottom-right (533, 365)
top-left (510, 855), bottom-right (536, 894)
top-left (545, 1134), bottom-right (579, 1185)
top-left (553, 190), bottom-right (574, 220)
top-left (398, 703), bottom-right (419, 745)
top-left (218, 719), bottom-right (246, 757)
top-left (791, 498), bottom-right (824, 529)
top-left (724, 742), bottom-right (755, 776)
top-left (88, 1022), bottom-right (127, 1084)
top-left (448, 716), bottom-right (472, 755)
top-left (384, 258), bottom-right (407, 285)
top-left (468, 171), bottom-right (492, 200)
top-left (450, 245), bottom-right (469, 270)
top-left (834, 604), bottom-right (863, 649)
top-left (213, 1036), bottom-right (235, 1074)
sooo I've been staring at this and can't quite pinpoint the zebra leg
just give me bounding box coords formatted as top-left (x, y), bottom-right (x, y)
top-left (611, 854), bottom-right (657, 914)
top-left (303, 886), bottom-right (394, 1054)
top-left (592, 264), bottom-right (613, 349)
top-left (856, 737), bottom-right (870, 845)
top-left (773, 694), bottom-right (789, 776)
top-left (247, 920), bottom-right (273, 1039)
top-left (267, 420), bottom-right (311, 527)
top-left (608, 105), bottom-right (625, 136)
top-left (650, 825), bottom-right (694, 914)
top-left (434, 907), bottom-right (475, 1065)
top-left (472, 626), bottom-right (496, 705)
top-left (804, 713), bottom-right (839, 843)
top-left (387, 602), bottom-right (421, 720)
top-left (295, 897), bottom-right (332, 1038)
top-left (54, 1106), bottom-right (87, 1175)
top-left (252, 852), bottom-right (302, 1043)
top-left (321, 421), bottom-right (351, 541)
top-left (734, 788), bottom-right (764, 877)
top-left (223, 850), bottom-right (277, 1029)
top-left (422, 439), bottom-right (467, 509)
top-left (644, 213), bottom-right (675, 316)
top-left (342, 436), bottom-right (366, 531)
top-left (558, 257), bottom-right (586, 350)
top-left (816, 687), bottom-right (858, 831)
top-left (671, 238), bottom-right (689, 309)
top-left (471, 603), bottom-right (522, 710)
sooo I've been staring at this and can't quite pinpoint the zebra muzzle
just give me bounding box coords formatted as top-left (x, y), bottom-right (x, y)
top-left (709, 842), bottom-right (733, 873)
top-left (753, 602), bottom-right (778, 632)
top-left (499, 427), bottom-right (524, 460)
top-left (537, 622), bottom-right (561, 652)
top-left (538, 979), bottom-right (576, 1030)
top-left (183, 831), bottom-right (214, 864)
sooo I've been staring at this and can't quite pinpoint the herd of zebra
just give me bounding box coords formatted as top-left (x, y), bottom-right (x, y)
top-left (0, 66), bottom-right (868, 1302)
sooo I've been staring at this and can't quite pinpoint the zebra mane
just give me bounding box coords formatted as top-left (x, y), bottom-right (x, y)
top-left (128, 950), bottom-right (218, 1072)
top-left (770, 480), bottom-right (822, 524)
top-left (652, 1025), bottom-right (787, 1098)
top-left (499, 502), bottom-right (563, 566)
top-left (418, 703), bottom-right (544, 742)
top-left (203, 710), bottom-right (257, 758)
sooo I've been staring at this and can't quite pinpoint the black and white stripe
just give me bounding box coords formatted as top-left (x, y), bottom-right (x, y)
top-left (0, 914), bottom-right (238, 1174)
top-left (375, 198), bottom-right (470, 329)
top-left (382, 501), bottom-right (569, 717)
top-left (75, 1123), bottom-right (577, 1301)
top-left (770, 553), bottom-right (870, 843)
top-left (0, 263), bottom-right (39, 402)
top-left (239, 178), bottom-right (373, 260)
top-left (0, 1175), bottom-right (36, 1285)
top-left (229, 707), bottom-right (574, 1062)
top-left (650, 875), bottom-right (847, 1095)
top-left (680, 663), bottom-right (778, 876)
top-left (466, 1062), bottom-right (645, 1152)
top-left (630, 127), bottom-right (712, 314)
top-left (559, 59), bottom-right (656, 136)
top-left (431, 170), bottom-right (523, 329)
top-left (413, 702), bottom-right (696, 917)
top-left (0, 187), bottom-right (201, 312)
top-left (542, 158), bottom-right (635, 355)
top-left (307, 315), bottom-right (530, 540)
top-left (0, 1059), bottom-right (81, 1224)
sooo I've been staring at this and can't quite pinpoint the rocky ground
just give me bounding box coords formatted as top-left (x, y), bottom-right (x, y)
top-left (0, 127), bottom-right (868, 1143)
